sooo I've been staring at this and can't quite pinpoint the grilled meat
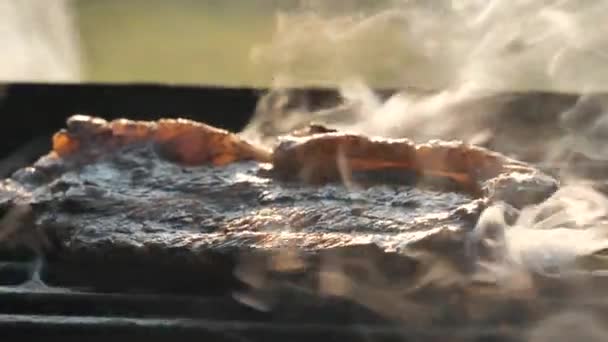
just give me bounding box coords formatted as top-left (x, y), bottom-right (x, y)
top-left (0, 115), bottom-right (557, 300)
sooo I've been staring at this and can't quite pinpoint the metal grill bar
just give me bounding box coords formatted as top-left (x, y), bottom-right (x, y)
top-left (0, 314), bottom-right (523, 342)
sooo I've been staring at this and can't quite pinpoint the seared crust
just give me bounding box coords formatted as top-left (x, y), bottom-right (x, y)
top-left (272, 131), bottom-right (558, 208)
top-left (50, 115), bottom-right (558, 209)
top-left (49, 115), bottom-right (558, 209)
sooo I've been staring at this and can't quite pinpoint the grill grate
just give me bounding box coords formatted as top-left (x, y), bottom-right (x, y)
top-left (0, 290), bottom-right (525, 342)
top-left (0, 258), bottom-right (539, 342)
top-left (0, 314), bottom-right (526, 342)
top-left (3, 255), bottom-right (608, 341)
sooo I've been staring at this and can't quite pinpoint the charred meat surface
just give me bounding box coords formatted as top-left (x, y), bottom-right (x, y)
top-left (0, 116), bottom-right (558, 303)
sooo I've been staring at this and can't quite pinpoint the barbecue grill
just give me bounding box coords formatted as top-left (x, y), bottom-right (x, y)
top-left (1, 83), bottom-right (607, 342)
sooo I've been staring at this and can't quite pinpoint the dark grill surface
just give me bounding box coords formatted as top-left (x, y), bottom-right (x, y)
top-left (0, 289), bottom-right (524, 342)
top-left (0, 263), bottom-right (528, 342)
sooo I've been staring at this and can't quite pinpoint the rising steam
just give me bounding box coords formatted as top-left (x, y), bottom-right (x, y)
top-left (251, 0), bottom-right (608, 92)
top-left (240, 0), bottom-right (608, 326)
top-left (245, 0), bottom-right (608, 145)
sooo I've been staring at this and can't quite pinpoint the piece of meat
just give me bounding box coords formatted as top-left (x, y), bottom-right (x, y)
top-left (0, 115), bottom-right (561, 326)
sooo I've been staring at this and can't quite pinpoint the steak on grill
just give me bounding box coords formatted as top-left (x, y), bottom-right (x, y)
top-left (0, 115), bottom-right (558, 315)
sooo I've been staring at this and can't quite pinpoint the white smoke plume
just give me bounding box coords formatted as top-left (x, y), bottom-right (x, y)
top-left (251, 0), bottom-right (608, 92)
top-left (243, 0), bottom-right (608, 289)
top-left (244, 0), bottom-right (608, 145)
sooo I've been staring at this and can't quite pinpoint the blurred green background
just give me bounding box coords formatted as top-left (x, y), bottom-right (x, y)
top-left (74, 0), bottom-right (392, 87)
top-left (9, 1), bottom-right (604, 91)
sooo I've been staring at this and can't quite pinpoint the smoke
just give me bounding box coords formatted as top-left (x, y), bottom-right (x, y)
top-left (0, 0), bottom-right (82, 82)
top-left (250, 0), bottom-right (608, 92)
top-left (239, 1), bottom-right (608, 329)
top-left (244, 0), bottom-right (608, 145)
top-left (471, 185), bottom-right (608, 277)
